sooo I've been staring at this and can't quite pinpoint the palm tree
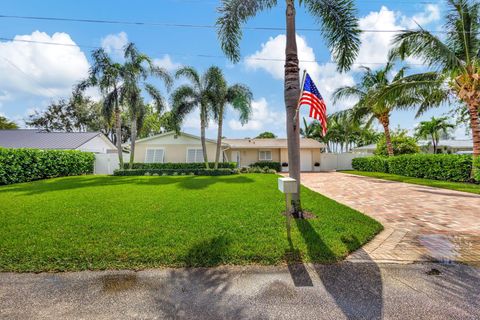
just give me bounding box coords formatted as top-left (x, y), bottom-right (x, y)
top-left (121, 43), bottom-right (172, 168)
top-left (172, 66), bottom-right (225, 169)
top-left (333, 58), bottom-right (441, 156)
top-left (77, 49), bottom-right (124, 166)
top-left (415, 116), bottom-right (455, 154)
top-left (217, 0), bottom-right (361, 215)
top-left (208, 67), bottom-right (253, 169)
top-left (391, 0), bottom-right (480, 169)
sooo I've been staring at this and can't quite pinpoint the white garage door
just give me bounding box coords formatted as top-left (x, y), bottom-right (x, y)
top-left (300, 150), bottom-right (313, 172)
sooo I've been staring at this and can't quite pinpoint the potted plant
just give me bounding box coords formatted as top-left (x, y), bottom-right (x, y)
top-left (281, 162), bottom-right (289, 172)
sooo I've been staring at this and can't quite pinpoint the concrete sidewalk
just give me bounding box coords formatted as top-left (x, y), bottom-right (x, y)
top-left (1, 262), bottom-right (479, 319)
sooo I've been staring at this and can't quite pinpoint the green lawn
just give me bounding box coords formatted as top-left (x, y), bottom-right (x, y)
top-left (341, 170), bottom-right (480, 195)
top-left (0, 174), bottom-right (382, 272)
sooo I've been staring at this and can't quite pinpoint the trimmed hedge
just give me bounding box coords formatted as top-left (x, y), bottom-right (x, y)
top-left (113, 168), bottom-right (237, 176)
top-left (352, 157), bottom-right (388, 173)
top-left (352, 154), bottom-right (474, 182)
top-left (0, 148), bottom-right (95, 185)
top-left (474, 156), bottom-right (480, 182)
top-left (249, 161), bottom-right (281, 172)
top-left (122, 162), bottom-right (237, 170)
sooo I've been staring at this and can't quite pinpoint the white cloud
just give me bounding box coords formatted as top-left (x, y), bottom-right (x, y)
top-left (245, 34), bottom-right (354, 112)
top-left (101, 31), bottom-right (128, 56)
top-left (0, 31), bottom-right (90, 101)
top-left (153, 54), bottom-right (181, 72)
top-left (356, 5), bottom-right (441, 66)
top-left (229, 98), bottom-right (285, 131)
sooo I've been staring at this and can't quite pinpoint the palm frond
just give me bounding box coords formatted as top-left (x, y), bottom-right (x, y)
top-left (145, 83), bottom-right (167, 114)
top-left (175, 66), bottom-right (202, 88)
top-left (216, 0), bottom-right (277, 63)
top-left (303, 0), bottom-right (360, 72)
top-left (227, 84), bottom-right (253, 124)
top-left (171, 85), bottom-right (198, 120)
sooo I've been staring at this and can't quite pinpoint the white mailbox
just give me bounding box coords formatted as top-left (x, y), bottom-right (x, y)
top-left (278, 177), bottom-right (297, 194)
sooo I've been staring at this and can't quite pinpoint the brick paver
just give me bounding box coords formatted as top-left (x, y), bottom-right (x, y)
top-left (300, 172), bottom-right (480, 265)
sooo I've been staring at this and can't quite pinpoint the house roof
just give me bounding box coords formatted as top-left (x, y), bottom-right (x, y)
top-left (0, 129), bottom-right (104, 149)
top-left (353, 139), bottom-right (474, 152)
top-left (132, 131), bottom-right (224, 145)
top-left (223, 138), bottom-right (324, 149)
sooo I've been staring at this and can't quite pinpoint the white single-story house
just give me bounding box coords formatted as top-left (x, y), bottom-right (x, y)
top-left (0, 129), bottom-right (117, 154)
top-left (130, 131), bottom-right (325, 171)
top-left (352, 139), bottom-right (474, 155)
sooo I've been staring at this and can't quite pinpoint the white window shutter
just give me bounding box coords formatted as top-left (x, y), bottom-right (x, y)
top-left (146, 149), bottom-right (155, 163)
top-left (187, 149), bottom-right (196, 163)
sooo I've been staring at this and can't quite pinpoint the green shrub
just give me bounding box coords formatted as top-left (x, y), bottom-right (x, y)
top-left (472, 156), bottom-right (480, 182)
top-left (122, 162), bottom-right (237, 170)
top-left (352, 154), bottom-right (473, 182)
top-left (249, 161), bottom-right (281, 172)
top-left (352, 157), bottom-right (388, 172)
top-left (375, 131), bottom-right (419, 156)
top-left (0, 148), bottom-right (94, 185)
top-left (113, 168), bottom-right (237, 176)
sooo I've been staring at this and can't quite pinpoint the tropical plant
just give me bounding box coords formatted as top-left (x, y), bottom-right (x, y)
top-left (375, 130), bottom-right (419, 156)
top-left (256, 131), bottom-right (277, 139)
top-left (0, 116), bottom-right (18, 129)
top-left (121, 43), bottom-right (172, 168)
top-left (415, 116), bottom-right (455, 154)
top-left (391, 0), bottom-right (480, 173)
top-left (208, 67), bottom-right (253, 169)
top-left (333, 57), bottom-right (442, 156)
top-left (172, 66), bottom-right (224, 168)
top-left (216, 0), bottom-right (361, 215)
top-left (77, 48), bottom-right (125, 166)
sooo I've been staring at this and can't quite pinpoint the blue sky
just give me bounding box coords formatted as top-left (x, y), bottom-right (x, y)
top-left (0, 0), bottom-right (469, 139)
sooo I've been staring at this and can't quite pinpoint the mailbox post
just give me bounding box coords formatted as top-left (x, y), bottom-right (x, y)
top-left (278, 177), bottom-right (297, 241)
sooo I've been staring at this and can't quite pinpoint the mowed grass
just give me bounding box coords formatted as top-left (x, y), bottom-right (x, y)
top-left (341, 170), bottom-right (480, 195)
top-left (0, 174), bottom-right (382, 272)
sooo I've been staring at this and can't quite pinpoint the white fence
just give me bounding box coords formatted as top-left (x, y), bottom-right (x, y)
top-left (319, 153), bottom-right (370, 171)
top-left (94, 153), bottom-right (129, 175)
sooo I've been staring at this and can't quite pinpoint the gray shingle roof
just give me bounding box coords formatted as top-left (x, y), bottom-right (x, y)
top-left (0, 130), bottom-right (101, 149)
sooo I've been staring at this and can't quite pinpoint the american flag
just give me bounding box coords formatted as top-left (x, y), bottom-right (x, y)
top-left (298, 73), bottom-right (327, 136)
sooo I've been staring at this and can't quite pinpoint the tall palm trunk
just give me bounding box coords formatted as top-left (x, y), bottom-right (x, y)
top-left (468, 104), bottom-right (480, 159)
top-left (129, 116), bottom-right (137, 169)
top-left (379, 115), bottom-right (394, 157)
top-left (114, 101), bottom-right (124, 168)
top-left (285, 0), bottom-right (302, 215)
top-left (214, 107), bottom-right (224, 169)
top-left (431, 134), bottom-right (437, 154)
top-left (200, 106), bottom-right (209, 169)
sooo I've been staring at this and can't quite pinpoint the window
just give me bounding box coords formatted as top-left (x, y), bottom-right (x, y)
top-left (145, 149), bottom-right (164, 163)
top-left (259, 150), bottom-right (272, 161)
top-left (187, 148), bottom-right (204, 163)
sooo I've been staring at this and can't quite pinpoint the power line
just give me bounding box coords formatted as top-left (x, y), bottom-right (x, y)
top-left (0, 36), bottom-right (427, 66)
top-left (0, 13), bottom-right (460, 34)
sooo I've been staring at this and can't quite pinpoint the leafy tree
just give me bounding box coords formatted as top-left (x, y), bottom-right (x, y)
top-left (255, 131), bottom-right (276, 139)
top-left (391, 0), bottom-right (480, 173)
top-left (138, 108), bottom-right (180, 139)
top-left (0, 116), bottom-right (18, 129)
top-left (172, 66), bottom-right (224, 168)
top-left (217, 0), bottom-right (361, 215)
top-left (375, 130), bottom-right (419, 156)
top-left (333, 57), bottom-right (442, 156)
top-left (415, 116), bottom-right (455, 154)
top-left (209, 67), bottom-right (253, 169)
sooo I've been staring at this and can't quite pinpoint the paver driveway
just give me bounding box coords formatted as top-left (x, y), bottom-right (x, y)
top-left (300, 172), bottom-right (480, 265)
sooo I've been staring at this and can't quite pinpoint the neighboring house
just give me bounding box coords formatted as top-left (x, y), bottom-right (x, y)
top-left (0, 129), bottom-right (117, 154)
top-left (352, 139), bottom-right (474, 155)
top-left (130, 131), bottom-right (325, 172)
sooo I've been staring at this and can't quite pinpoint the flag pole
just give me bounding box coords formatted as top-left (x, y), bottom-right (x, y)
top-left (293, 69), bottom-right (307, 126)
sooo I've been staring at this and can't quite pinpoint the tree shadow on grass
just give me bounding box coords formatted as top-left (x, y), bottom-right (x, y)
top-left (154, 235), bottom-right (268, 319)
top-left (295, 218), bottom-right (384, 320)
top-left (0, 175), bottom-right (255, 196)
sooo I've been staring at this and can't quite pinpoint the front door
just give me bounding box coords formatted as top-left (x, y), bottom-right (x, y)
top-left (232, 151), bottom-right (241, 167)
